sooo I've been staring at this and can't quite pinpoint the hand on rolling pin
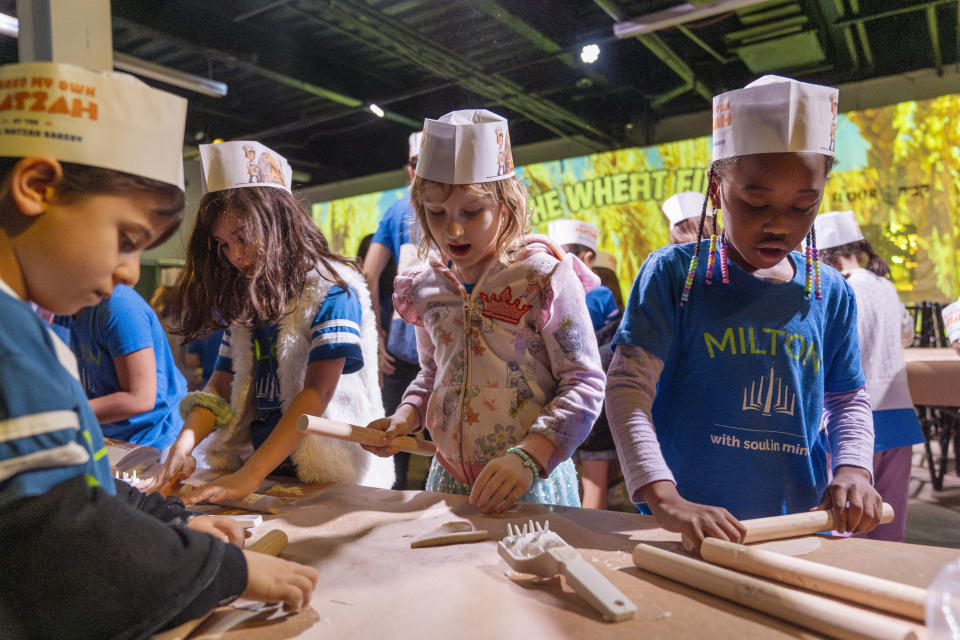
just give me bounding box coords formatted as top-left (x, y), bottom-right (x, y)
top-left (185, 515), bottom-right (247, 547)
top-left (242, 551), bottom-right (318, 612)
top-left (182, 469), bottom-right (262, 507)
top-left (362, 403), bottom-right (420, 457)
top-left (814, 465), bottom-right (882, 534)
top-left (643, 480), bottom-right (746, 551)
top-left (469, 452), bottom-right (536, 514)
top-left (142, 449), bottom-right (196, 496)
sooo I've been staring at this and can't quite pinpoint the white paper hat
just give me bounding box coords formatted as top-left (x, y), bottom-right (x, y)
top-left (814, 210), bottom-right (863, 249)
top-left (200, 141), bottom-right (292, 195)
top-left (662, 191), bottom-right (712, 227)
top-left (0, 61), bottom-right (186, 189)
top-left (942, 301), bottom-right (960, 344)
top-left (408, 131), bottom-right (423, 160)
top-left (593, 251), bottom-right (617, 272)
top-left (548, 219), bottom-right (599, 252)
top-left (712, 75), bottom-right (838, 162)
top-left (416, 109), bottom-right (514, 184)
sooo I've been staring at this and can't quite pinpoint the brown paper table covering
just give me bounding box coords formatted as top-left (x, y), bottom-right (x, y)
top-left (193, 482), bottom-right (959, 639)
top-left (904, 348), bottom-right (960, 407)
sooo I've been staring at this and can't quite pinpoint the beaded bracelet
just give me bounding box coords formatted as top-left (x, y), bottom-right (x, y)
top-left (179, 391), bottom-right (233, 427)
top-left (506, 447), bottom-right (540, 479)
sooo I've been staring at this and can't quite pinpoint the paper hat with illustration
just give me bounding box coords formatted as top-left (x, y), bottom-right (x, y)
top-left (942, 300), bottom-right (960, 344)
top-left (662, 191), bottom-right (712, 227)
top-left (0, 62), bottom-right (186, 189)
top-left (593, 251), bottom-right (617, 272)
top-left (416, 109), bottom-right (514, 184)
top-left (408, 131), bottom-right (423, 160)
top-left (200, 141), bottom-right (292, 195)
top-left (813, 210), bottom-right (864, 249)
top-left (711, 75), bottom-right (838, 162)
top-left (548, 219), bottom-right (599, 252)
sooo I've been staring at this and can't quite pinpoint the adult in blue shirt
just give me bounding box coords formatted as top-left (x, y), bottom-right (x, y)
top-left (65, 284), bottom-right (187, 450)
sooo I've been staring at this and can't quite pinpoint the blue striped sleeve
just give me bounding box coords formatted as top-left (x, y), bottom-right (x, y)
top-left (310, 286), bottom-right (363, 373)
top-left (213, 329), bottom-right (234, 374)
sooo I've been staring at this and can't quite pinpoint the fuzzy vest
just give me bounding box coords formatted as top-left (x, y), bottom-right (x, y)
top-left (201, 263), bottom-right (395, 489)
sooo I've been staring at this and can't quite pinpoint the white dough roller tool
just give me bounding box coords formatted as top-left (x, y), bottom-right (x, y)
top-left (497, 520), bottom-right (636, 622)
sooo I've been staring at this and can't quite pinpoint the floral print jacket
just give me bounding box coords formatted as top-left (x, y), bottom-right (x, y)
top-left (393, 236), bottom-right (606, 485)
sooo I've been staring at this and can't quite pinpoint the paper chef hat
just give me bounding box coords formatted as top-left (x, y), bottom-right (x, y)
top-left (200, 141), bottom-right (292, 195)
top-left (942, 301), bottom-right (960, 344)
top-left (548, 219), bottom-right (599, 252)
top-left (416, 109), bottom-right (514, 184)
top-left (0, 62), bottom-right (186, 189)
top-left (814, 210), bottom-right (863, 249)
top-left (662, 191), bottom-right (712, 227)
top-left (408, 131), bottom-right (423, 160)
top-left (711, 75), bottom-right (838, 162)
top-left (593, 251), bottom-right (617, 272)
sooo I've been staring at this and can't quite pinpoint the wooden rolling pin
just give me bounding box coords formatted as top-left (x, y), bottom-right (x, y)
top-left (297, 414), bottom-right (437, 456)
top-left (700, 537), bottom-right (927, 621)
top-left (681, 502), bottom-right (895, 551)
top-left (633, 543), bottom-right (922, 640)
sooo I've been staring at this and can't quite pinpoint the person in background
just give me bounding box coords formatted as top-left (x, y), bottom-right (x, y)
top-left (185, 327), bottom-right (226, 390)
top-left (64, 284), bottom-right (188, 451)
top-left (362, 137), bottom-right (425, 489)
top-left (816, 210), bottom-right (924, 542)
top-left (663, 190), bottom-right (716, 245)
top-left (608, 75), bottom-right (883, 550)
top-left (548, 219), bottom-right (621, 509)
top-left (366, 109), bottom-right (605, 513)
top-left (592, 250), bottom-right (624, 311)
top-left (942, 300), bottom-right (960, 356)
top-left (0, 61), bottom-right (316, 639)
top-left (148, 140), bottom-right (394, 504)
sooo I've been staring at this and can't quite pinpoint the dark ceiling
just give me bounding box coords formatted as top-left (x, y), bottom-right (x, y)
top-left (0, 0), bottom-right (956, 186)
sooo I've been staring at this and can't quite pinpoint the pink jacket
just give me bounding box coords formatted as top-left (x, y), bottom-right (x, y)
top-left (394, 236), bottom-right (606, 485)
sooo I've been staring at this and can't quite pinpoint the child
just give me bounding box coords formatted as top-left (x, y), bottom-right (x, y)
top-left (816, 210), bottom-right (924, 541)
top-left (148, 141), bottom-right (394, 504)
top-left (367, 109), bottom-right (605, 513)
top-left (62, 283), bottom-right (188, 450)
top-left (607, 76), bottom-right (883, 549)
top-left (185, 327), bottom-right (226, 389)
top-left (663, 191), bottom-right (716, 244)
top-left (547, 219), bottom-right (620, 332)
top-left (0, 62), bottom-right (316, 638)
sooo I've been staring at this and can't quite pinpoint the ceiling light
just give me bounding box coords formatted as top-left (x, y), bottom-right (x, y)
top-left (212, 138), bottom-right (224, 144)
top-left (369, 104), bottom-right (385, 118)
top-left (580, 44), bottom-right (600, 64)
top-left (613, 0), bottom-right (771, 39)
top-left (0, 12), bottom-right (227, 97)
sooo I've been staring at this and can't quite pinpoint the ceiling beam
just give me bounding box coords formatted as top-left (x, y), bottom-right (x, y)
top-left (927, 5), bottom-right (943, 73)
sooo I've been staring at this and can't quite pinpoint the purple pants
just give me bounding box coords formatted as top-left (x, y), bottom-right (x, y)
top-left (826, 446), bottom-right (912, 542)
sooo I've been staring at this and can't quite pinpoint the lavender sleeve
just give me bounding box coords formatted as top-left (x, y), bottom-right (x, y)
top-left (823, 386), bottom-right (875, 479)
top-left (606, 343), bottom-right (674, 504)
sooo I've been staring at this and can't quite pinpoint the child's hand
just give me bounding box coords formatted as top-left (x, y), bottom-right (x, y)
top-left (643, 480), bottom-right (746, 551)
top-left (143, 450), bottom-right (197, 496)
top-left (469, 453), bottom-right (535, 514)
top-left (362, 404), bottom-right (419, 457)
top-left (242, 550), bottom-right (319, 612)
top-left (816, 465), bottom-right (882, 533)
top-left (184, 470), bottom-right (262, 506)
top-left (186, 515), bottom-right (247, 547)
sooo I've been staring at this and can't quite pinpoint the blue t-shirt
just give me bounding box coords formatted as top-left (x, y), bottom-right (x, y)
top-left (215, 286), bottom-right (364, 450)
top-left (186, 329), bottom-right (225, 388)
top-left (586, 285), bottom-right (620, 331)
top-left (613, 242), bottom-right (865, 520)
top-left (67, 285), bottom-right (186, 449)
top-left (371, 192), bottom-right (420, 365)
top-left (0, 284), bottom-right (115, 506)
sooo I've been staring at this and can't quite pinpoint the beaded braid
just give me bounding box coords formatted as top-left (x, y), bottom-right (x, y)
top-left (718, 228), bottom-right (730, 284)
top-left (804, 226), bottom-right (822, 300)
top-left (680, 167), bottom-right (717, 306)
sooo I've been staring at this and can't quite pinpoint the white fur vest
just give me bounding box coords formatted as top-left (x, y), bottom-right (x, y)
top-left (201, 263), bottom-right (395, 489)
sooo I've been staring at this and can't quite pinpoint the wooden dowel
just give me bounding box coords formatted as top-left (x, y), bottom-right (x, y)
top-left (246, 529), bottom-right (288, 556)
top-left (700, 538), bottom-right (927, 621)
top-left (297, 414), bottom-right (437, 457)
top-left (633, 543), bottom-right (922, 640)
top-left (682, 503), bottom-right (895, 551)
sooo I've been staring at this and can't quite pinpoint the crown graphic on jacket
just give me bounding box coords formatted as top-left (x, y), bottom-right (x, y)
top-left (479, 286), bottom-right (531, 324)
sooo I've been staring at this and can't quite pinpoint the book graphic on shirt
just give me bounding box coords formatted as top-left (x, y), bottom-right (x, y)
top-left (742, 366), bottom-right (796, 417)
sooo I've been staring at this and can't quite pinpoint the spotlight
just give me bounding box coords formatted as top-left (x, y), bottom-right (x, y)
top-left (580, 44), bottom-right (600, 64)
top-left (212, 138), bottom-right (224, 144)
top-left (369, 104), bottom-right (385, 118)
